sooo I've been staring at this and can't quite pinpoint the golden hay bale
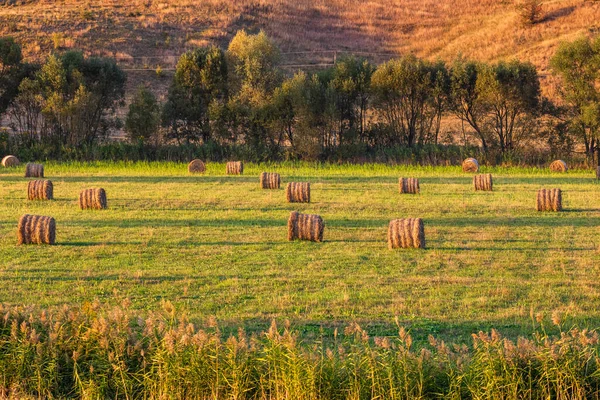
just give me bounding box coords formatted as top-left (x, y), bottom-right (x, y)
top-left (260, 172), bottom-right (281, 189)
top-left (536, 188), bottom-right (562, 212)
top-left (473, 174), bottom-right (493, 191)
top-left (286, 182), bottom-right (310, 203)
top-left (226, 161), bottom-right (243, 175)
top-left (387, 218), bottom-right (425, 249)
top-left (79, 188), bottom-right (108, 210)
top-left (27, 180), bottom-right (53, 200)
top-left (462, 158), bottom-right (479, 173)
top-left (17, 214), bottom-right (56, 245)
top-left (25, 163), bottom-right (44, 178)
top-left (287, 211), bottom-right (324, 242)
top-left (399, 177), bottom-right (420, 194)
top-left (1, 155), bottom-right (19, 167)
top-left (188, 159), bottom-right (206, 174)
top-left (549, 160), bottom-right (568, 172)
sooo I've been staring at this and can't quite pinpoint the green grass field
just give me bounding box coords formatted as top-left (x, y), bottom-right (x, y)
top-left (2, 162), bottom-right (599, 343)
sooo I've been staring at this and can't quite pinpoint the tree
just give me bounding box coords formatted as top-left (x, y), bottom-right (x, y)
top-left (0, 37), bottom-right (24, 116)
top-left (125, 86), bottom-right (160, 144)
top-left (517, 0), bottom-right (544, 25)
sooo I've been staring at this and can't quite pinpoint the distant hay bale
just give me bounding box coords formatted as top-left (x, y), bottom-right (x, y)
top-left (387, 218), bottom-right (425, 249)
top-left (25, 163), bottom-right (44, 178)
top-left (260, 172), bottom-right (281, 189)
top-left (188, 159), bottom-right (206, 174)
top-left (286, 182), bottom-right (310, 203)
top-left (27, 180), bottom-right (53, 200)
top-left (473, 174), bottom-right (493, 191)
top-left (1, 155), bottom-right (19, 167)
top-left (399, 178), bottom-right (420, 194)
top-left (549, 160), bottom-right (568, 172)
top-left (536, 188), bottom-right (562, 212)
top-left (226, 161), bottom-right (243, 175)
top-left (17, 214), bottom-right (56, 245)
top-left (462, 158), bottom-right (479, 173)
top-left (287, 211), bottom-right (324, 242)
top-left (79, 188), bottom-right (107, 210)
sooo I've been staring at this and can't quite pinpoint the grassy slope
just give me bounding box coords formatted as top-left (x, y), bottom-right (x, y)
top-left (1, 162), bottom-right (599, 342)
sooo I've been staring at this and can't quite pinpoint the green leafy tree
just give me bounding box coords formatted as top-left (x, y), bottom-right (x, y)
top-left (0, 36), bottom-right (25, 116)
top-left (125, 86), bottom-right (160, 144)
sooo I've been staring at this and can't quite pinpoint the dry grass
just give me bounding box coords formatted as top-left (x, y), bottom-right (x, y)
top-left (285, 181), bottom-right (310, 203)
top-left (473, 173), bottom-right (493, 191)
top-left (387, 217), bottom-right (425, 249)
top-left (1, 155), bottom-right (19, 167)
top-left (260, 172), bottom-right (281, 189)
top-left (27, 179), bottom-right (53, 200)
top-left (17, 214), bottom-right (56, 245)
top-left (79, 188), bottom-right (108, 210)
top-left (287, 211), bottom-right (324, 242)
top-left (462, 158), bottom-right (479, 173)
top-left (226, 161), bottom-right (243, 175)
top-left (550, 159), bottom-right (568, 172)
top-left (398, 177), bottom-right (420, 194)
top-left (187, 159), bottom-right (206, 174)
top-left (536, 188), bottom-right (562, 212)
top-left (24, 163), bottom-right (44, 178)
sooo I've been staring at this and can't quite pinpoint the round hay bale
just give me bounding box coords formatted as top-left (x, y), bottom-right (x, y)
top-left (473, 174), bottom-right (493, 191)
top-left (27, 180), bottom-right (53, 200)
top-left (17, 214), bottom-right (56, 245)
top-left (462, 158), bottom-right (479, 173)
top-left (1, 155), bottom-right (19, 167)
top-left (188, 159), bottom-right (206, 174)
top-left (549, 160), bottom-right (568, 172)
top-left (287, 211), bottom-right (324, 242)
top-left (286, 182), bottom-right (310, 203)
top-left (25, 163), bottom-right (44, 178)
top-left (399, 178), bottom-right (420, 194)
top-left (226, 161), bottom-right (243, 175)
top-left (388, 218), bottom-right (425, 249)
top-left (536, 188), bottom-right (562, 212)
top-left (260, 172), bottom-right (281, 189)
top-left (79, 188), bottom-right (108, 210)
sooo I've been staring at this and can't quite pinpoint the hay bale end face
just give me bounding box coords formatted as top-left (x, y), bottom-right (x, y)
top-left (399, 178), bottom-right (420, 194)
top-left (549, 160), bottom-right (568, 172)
top-left (388, 218), bottom-right (425, 249)
top-left (536, 188), bottom-right (562, 212)
top-left (27, 180), bottom-right (53, 200)
top-left (17, 214), bottom-right (56, 245)
top-left (1, 155), bottom-right (19, 167)
top-left (226, 161), bottom-right (244, 175)
top-left (260, 172), bottom-right (281, 189)
top-left (473, 174), bottom-right (493, 191)
top-left (286, 182), bottom-right (310, 203)
top-left (188, 159), bottom-right (206, 174)
top-left (79, 188), bottom-right (108, 210)
top-left (25, 163), bottom-right (44, 178)
top-left (287, 211), bottom-right (324, 242)
top-left (462, 158), bottom-right (479, 173)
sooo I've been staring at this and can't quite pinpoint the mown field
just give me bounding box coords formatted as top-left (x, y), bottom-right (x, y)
top-left (1, 162), bottom-right (600, 343)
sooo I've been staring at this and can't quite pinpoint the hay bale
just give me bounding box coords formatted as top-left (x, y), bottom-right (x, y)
top-left (17, 214), bottom-right (56, 245)
top-left (387, 218), bottom-right (425, 249)
top-left (27, 180), bottom-right (53, 200)
top-left (260, 172), bottom-right (281, 189)
top-left (25, 163), bottom-right (44, 178)
top-left (473, 174), bottom-right (493, 191)
top-left (287, 211), bottom-right (324, 242)
top-left (79, 188), bottom-right (108, 210)
top-left (549, 160), bottom-right (568, 172)
top-left (536, 188), bottom-right (562, 212)
top-left (188, 159), bottom-right (206, 174)
top-left (1, 155), bottom-right (19, 167)
top-left (398, 177), bottom-right (420, 194)
top-left (462, 158), bottom-right (479, 173)
top-left (286, 182), bottom-right (310, 203)
top-left (226, 161), bottom-right (243, 175)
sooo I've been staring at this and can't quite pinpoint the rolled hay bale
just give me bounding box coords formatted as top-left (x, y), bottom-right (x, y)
top-left (226, 161), bottom-right (244, 175)
top-left (286, 182), bottom-right (310, 203)
top-left (462, 158), bottom-right (479, 173)
top-left (260, 172), bottom-right (281, 189)
top-left (287, 211), bottom-right (324, 242)
top-left (398, 177), bottom-right (420, 194)
top-left (387, 218), bottom-right (425, 249)
top-left (188, 159), bottom-right (206, 174)
top-left (536, 188), bottom-right (562, 212)
top-left (17, 214), bottom-right (56, 245)
top-left (79, 188), bottom-right (108, 210)
top-left (473, 174), bottom-right (493, 191)
top-left (24, 163), bottom-right (44, 178)
top-left (27, 180), bottom-right (53, 200)
top-left (549, 160), bottom-right (568, 173)
top-left (1, 155), bottom-right (19, 167)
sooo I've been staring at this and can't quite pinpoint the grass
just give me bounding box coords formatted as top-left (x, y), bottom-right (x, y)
top-left (1, 161), bottom-right (600, 345)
